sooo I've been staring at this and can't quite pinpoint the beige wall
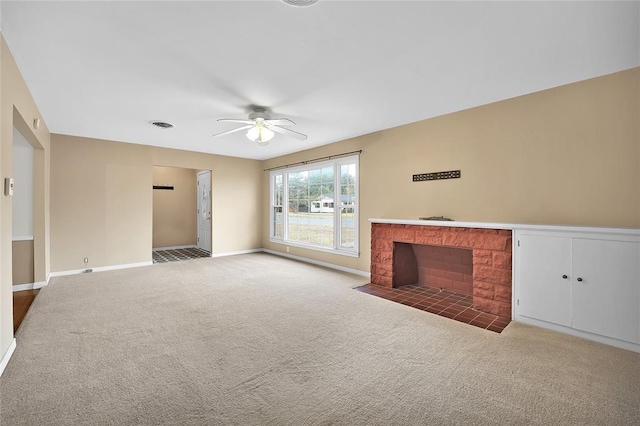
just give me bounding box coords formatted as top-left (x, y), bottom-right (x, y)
top-left (262, 68), bottom-right (640, 273)
top-left (1, 35), bottom-right (51, 362)
top-left (51, 135), bottom-right (152, 271)
top-left (12, 240), bottom-right (34, 285)
top-left (153, 166), bottom-right (197, 248)
top-left (51, 135), bottom-right (262, 272)
top-left (152, 147), bottom-right (263, 255)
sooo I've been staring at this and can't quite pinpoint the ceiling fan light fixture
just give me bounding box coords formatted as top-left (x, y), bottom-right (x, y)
top-left (282, 0), bottom-right (318, 7)
top-left (213, 106), bottom-right (307, 143)
top-left (246, 124), bottom-right (274, 145)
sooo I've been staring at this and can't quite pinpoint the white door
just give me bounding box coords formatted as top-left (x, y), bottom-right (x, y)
top-left (572, 239), bottom-right (640, 343)
top-left (197, 171), bottom-right (212, 252)
top-left (517, 234), bottom-right (572, 327)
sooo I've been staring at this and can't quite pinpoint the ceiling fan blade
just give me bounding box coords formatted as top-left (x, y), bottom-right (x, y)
top-left (217, 119), bottom-right (254, 124)
top-left (212, 124), bottom-right (253, 138)
top-left (265, 118), bottom-right (295, 126)
top-left (264, 122), bottom-right (308, 141)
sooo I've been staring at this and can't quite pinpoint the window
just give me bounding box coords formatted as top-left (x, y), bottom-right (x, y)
top-left (270, 155), bottom-right (358, 256)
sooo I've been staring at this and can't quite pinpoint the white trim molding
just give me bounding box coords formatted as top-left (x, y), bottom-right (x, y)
top-left (0, 338), bottom-right (17, 377)
top-left (152, 245), bottom-right (197, 251)
top-left (515, 317), bottom-right (640, 354)
top-left (49, 261), bottom-right (153, 278)
top-left (34, 281), bottom-right (47, 289)
top-left (210, 249), bottom-right (262, 258)
top-left (12, 281), bottom-right (47, 292)
top-left (12, 236), bottom-right (34, 241)
top-left (269, 238), bottom-right (359, 258)
top-left (368, 218), bottom-right (640, 236)
top-left (262, 249), bottom-right (370, 278)
top-left (12, 283), bottom-right (34, 292)
top-left (46, 251), bottom-right (369, 284)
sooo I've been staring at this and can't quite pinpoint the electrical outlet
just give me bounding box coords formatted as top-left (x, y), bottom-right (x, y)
top-left (84, 257), bottom-right (89, 264)
top-left (286, 246), bottom-right (290, 253)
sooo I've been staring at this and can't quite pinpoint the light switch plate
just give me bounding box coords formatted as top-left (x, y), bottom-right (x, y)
top-left (5, 178), bottom-right (14, 196)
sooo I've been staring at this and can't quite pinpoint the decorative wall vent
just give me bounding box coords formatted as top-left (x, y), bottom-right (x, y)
top-left (413, 170), bottom-right (461, 182)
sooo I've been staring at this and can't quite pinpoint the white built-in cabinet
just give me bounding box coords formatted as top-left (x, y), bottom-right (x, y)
top-left (515, 228), bottom-right (640, 352)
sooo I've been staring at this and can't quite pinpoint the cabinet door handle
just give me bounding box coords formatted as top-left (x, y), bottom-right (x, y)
top-left (577, 277), bottom-right (583, 282)
top-left (562, 275), bottom-right (568, 279)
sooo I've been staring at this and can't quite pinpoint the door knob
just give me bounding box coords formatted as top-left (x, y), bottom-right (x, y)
top-left (577, 277), bottom-right (583, 282)
top-left (562, 275), bottom-right (568, 279)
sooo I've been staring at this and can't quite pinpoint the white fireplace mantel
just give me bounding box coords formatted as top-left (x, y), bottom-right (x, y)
top-left (368, 218), bottom-right (640, 236)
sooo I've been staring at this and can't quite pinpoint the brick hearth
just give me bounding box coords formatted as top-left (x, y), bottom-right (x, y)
top-left (371, 223), bottom-right (513, 318)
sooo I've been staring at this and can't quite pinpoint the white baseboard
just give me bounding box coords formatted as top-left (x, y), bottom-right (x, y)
top-left (49, 261), bottom-right (153, 278)
top-left (0, 338), bottom-right (17, 377)
top-left (12, 281), bottom-right (47, 292)
top-left (152, 245), bottom-right (197, 251)
top-left (515, 316), bottom-right (640, 354)
top-left (33, 281), bottom-right (47, 289)
top-left (210, 249), bottom-right (262, 258)
top-left (262, 249), bottom-right (370, 278)
top-left (12, 283), bottom-right (34, 292)
top-left (12, 236), bottom-right (34, 242)
top-left (47, 251), bottom-right (368, 282)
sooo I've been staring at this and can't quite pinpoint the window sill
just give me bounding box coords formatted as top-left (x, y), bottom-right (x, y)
top-left (269, 238), bottom-right (359, 258)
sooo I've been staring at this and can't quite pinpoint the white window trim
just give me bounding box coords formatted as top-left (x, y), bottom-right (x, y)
top-left (269, 155), bottom-right (359, 257)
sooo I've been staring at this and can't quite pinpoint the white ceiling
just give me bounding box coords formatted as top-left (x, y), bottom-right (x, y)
top-left (1, 1), bottom-right (638, 160)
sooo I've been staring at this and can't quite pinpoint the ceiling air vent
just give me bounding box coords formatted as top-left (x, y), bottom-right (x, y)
top-left (150, 121), bottom-right (174, 129)
top-left (282, 0), bottom-right (318, 7)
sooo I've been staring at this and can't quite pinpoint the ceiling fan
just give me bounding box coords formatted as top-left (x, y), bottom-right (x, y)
top-left (213, 106), bottom-right (308, 146)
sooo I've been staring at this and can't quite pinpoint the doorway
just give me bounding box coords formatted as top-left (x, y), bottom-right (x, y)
top-left (12, 126), bottom-right (35, 288)
top-left (11, 120), bottom-right (46, 335)
top-left (197, 171), bottom-right (212, 252)
top-left (152, 166), bottom-right (212, 263)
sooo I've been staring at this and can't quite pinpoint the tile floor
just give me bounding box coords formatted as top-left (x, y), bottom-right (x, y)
top-left (152, 247), bottom-right (211, 264)
top-left (356, 283), bottom-right (511, 333)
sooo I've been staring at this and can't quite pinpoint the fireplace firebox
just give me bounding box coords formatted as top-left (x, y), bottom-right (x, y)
top-left (371, 223), bottom-right (512, 319)
top-left (393, 243), bottom-right (473, 295)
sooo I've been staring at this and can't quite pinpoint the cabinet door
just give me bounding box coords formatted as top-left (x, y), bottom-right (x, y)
top-left (517, 234), bottom-right (572, 326)
top-left (572, 239), bottom-right (640, 343)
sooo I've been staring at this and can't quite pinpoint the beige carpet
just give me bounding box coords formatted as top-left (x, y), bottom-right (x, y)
top-left (1, 253), bottom-right (639, 425)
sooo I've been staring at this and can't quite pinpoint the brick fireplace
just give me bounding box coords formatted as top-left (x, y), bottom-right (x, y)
top-left (371, 223), bottom-right (513, 318)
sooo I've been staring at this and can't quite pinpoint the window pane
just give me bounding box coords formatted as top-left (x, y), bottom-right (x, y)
top-left (340, 210), bottom-right (355, 248)
top-left (287, 166), bottom-right (333, 248)
top-left (340, 164), bottom-right (356, 248)
top-left (272, 174), bottom-right (284, 239)
top-left (308, 168), bottom-right (321, 181)
top-left (341, 164), bottom-right (356, 185)
top-left (321, 166), bottom-right (333, 181)
top-left (308, 184), bottom-right (321, 204)
top-left (273, 206), bottom-right (283, 239)
top-left (289, 171), bottom-right (309, 199)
